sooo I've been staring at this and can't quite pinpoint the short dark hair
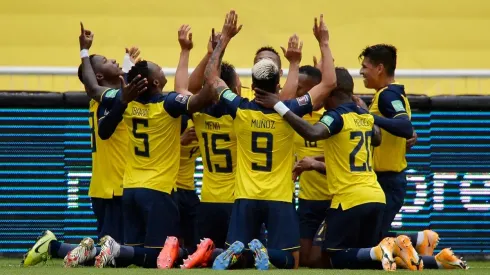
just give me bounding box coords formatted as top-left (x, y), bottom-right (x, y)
top-left (331, 67), bottom-right (354, 97)
top-left (299, 65), bottom-right (322, 83)
top-left (255, 46), bottom-right (281, 67)
top-left (77, 54), bottom-right (96, 84)
top-left (220, 61), bottom-right (236, 88)
top-left (127, 60), bottom-right (149, 83)
top-left (358, 44), bottom-right (397, 76)
top-left (252, 59), bottom-right (280, 93)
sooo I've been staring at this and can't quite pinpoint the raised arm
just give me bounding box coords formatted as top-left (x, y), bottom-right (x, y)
top-left (278, 34), bottom-right (302, 100)
top-left (204, 10), bottom-right (242, 95)
top-left (188, 29), bottom-right (220, 94)
top-left (174, 25), bottom-right (193, 96)
top-left (79, 23), bottom-right (108, 101)
top-left (307, 15), bottom-right (337, 111)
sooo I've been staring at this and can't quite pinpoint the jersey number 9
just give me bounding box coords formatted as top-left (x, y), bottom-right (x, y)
top-left (132, 118), bottom-right (150, 157)
top-left (251, 132), bottom-right (273, 172)
top-left (202, 132), bottom-right (232, 173)
top-left (349, 131), bottom-right (372, 172)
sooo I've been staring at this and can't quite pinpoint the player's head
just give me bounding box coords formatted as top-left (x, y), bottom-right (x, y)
top-left (254, 46), bottom-right (283, 76)
top-left (251, 59), bottom-right (280, 94)
top-left (77, 54), bottom-right (123, 85)
top-left (297, 65), bottom-right (322, 97)
top-left (127, 60), bottom-right (167, 94)
top-left (358, 44), bottom-right (397, 89)
top-left (221, 61), bottom-right (241, 96)
top-left (324, 67), bottom-right (354, 109)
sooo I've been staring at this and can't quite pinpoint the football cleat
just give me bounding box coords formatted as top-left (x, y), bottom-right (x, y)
top-left (94, 235), bottom-right (120, 268)
top-left (157, 236), bottom-right (179, 269)
top-left (180, 238), bottom-right (215, 269)
top-left (212, 241), bottom-right (244, 270)
top-left (21, 230), bottom-right (57, 267)
top-left (394, 235), bottom-right (423, 271)
top-left (374, 237), bottom-right (396, 271)
top-left (248, 239), bottom-right (269, 270)
top-left (435, 248), bottom-right (469, 270)
top-left (63, 237), bottom-right (96, 268)
top-left (415, 230), bottom-right (440, 256)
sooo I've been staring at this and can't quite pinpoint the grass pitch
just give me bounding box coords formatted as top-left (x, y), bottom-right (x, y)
top-left (1, 258), bottom-right (489, 274)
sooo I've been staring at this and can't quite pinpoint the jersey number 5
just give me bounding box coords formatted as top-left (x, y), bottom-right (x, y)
top-left (349, 131), bottom-right (372, 172)
top-left (132, 118), bottom-right (150, 157)
top-left (251, 132), bottom-right (273, 172)
top-left (202, 132), bottom-right (232, 173)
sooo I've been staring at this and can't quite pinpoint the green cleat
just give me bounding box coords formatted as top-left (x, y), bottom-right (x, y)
top-left (21, 230), bottom-right (57, 267)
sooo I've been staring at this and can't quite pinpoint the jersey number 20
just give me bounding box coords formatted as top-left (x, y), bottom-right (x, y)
top-left (349, 131), bottom-right (372, 172)
top-left (132, 118), bottom-right (150, 157)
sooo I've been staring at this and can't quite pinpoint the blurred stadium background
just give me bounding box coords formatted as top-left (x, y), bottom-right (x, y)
top-left (1, 0), bottom-right (490, 260)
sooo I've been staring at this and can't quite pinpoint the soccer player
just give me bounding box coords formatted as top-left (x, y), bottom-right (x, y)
top-left (206, 11), bottom-right (335, 270)
top-left (94, 24), bottom-right (216, 268)
top-left (21, 23), bottom-right (140, 268)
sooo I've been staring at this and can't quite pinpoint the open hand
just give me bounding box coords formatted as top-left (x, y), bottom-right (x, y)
top-left (254, 88), bottom-right (280, 109)
top-left (178, 24), bottom-right (193, 51)
top-left (126, 47), bottom-right (142, 64)
top-left (181, 127), bottom-right (198, 145)
top-left (120, 75), bottom-right (148, 104)
top-left (79, 22), bottom-right (94, 50)
top-left (313, 14), bottom-right (329, 44)
top-left (281, 34), bottom-right (302, 64)
top-left (207, 28), bottom-right (222, 54)
top-left (221, 10), bottom-right (242, 40)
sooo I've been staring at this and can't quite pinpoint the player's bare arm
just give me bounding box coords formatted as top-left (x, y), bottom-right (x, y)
top-left (174, 24), bottom-right (194, 96)
top-left (188, 29), bottom-right (220, 94)
top-left (98, 75), bottom-right (147, 140)
top-left (306, 14), bottom-right (336, 111)
top-left (278, 34), bottom-right (303, 100)
top-left (313, 155), bottom-right (325, 162)
top-left (372, 125), bottom-right (382, 147)
top-left (292, 156), bottom-right (326, 180)
top-left (254, 88), bottom-right (330, 142)
top-left (79, 22), bottom-right (108, 101)
top-left (204, 10), bottom-right (242, 96)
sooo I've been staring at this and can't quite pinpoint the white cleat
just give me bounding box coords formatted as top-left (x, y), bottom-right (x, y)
top-left (63, 237), bottom-right (96, 268)
top-left (94, 236), bottom-right (121, 268)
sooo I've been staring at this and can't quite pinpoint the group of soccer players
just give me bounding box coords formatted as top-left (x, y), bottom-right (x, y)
top-left (22, 10), bottom-right (469, 271)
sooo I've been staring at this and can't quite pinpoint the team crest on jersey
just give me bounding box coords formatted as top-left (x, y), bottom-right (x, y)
top-left (104, 89), bottom-right (118, 98)
top-left (321, 115), bottom-right (334, 126)
top-left (296, 94), bottom-right (310, 106)
top-left (391, 100), bottom-right (405, 112)
top-left (222, 90), bottom-right (237, 102)
top-left (175, 94), bottom-right (190, 104)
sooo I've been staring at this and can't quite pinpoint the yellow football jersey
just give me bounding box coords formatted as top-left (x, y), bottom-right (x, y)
top-left (88, 99), bottom-right (128, 198)
top-left (177, 117), bottom-right (200, 191)
top-left (101, 89), bottom-right (193, 194)
top-left (369, 83), bottom-right (412, 172)
top-left (294, 109), bottom-right (332, 201)
top-left (319, 102), bottom-right (385, 210)
top-left (193, 104), bottom-right (237, 203)
top-left (219, 89), bottom-right (314, 203)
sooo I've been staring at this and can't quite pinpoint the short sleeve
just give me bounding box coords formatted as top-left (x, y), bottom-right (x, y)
top-left (164, 92), bottom-right (191, 118)
top-left (378, 90), bottom-right (408, 119)
top-left (283, 93), bottom-right (313, 117)
top-left (318, 110), bottom-right (343, 136)
top-left (219, 89), bottom-right (242, 118)
top-left (100, 88), bottom-right (121, 109)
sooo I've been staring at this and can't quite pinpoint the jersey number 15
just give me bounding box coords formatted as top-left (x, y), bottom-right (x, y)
top-left (202, 132), bottom-right (232, 173)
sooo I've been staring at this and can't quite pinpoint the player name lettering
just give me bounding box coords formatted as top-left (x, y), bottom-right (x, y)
top-left (132, 107), bottom-right (149, 117)
top-left (354, 118), bottom-right (370, 127)
top-left (205, 121), bottom-right (221, 130)
top-left (251, 119), bottom-right (275, 129)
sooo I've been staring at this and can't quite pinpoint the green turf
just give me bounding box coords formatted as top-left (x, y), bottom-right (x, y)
top-left (1, 258), bottom-right (489, 275)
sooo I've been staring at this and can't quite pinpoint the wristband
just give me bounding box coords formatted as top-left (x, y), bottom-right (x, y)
top-left (273, 101), bottom-right (290, 117)
top-left (80, 49), bottom-right (89, 58)
top-left (122, 53), bottom-right (134, 73)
